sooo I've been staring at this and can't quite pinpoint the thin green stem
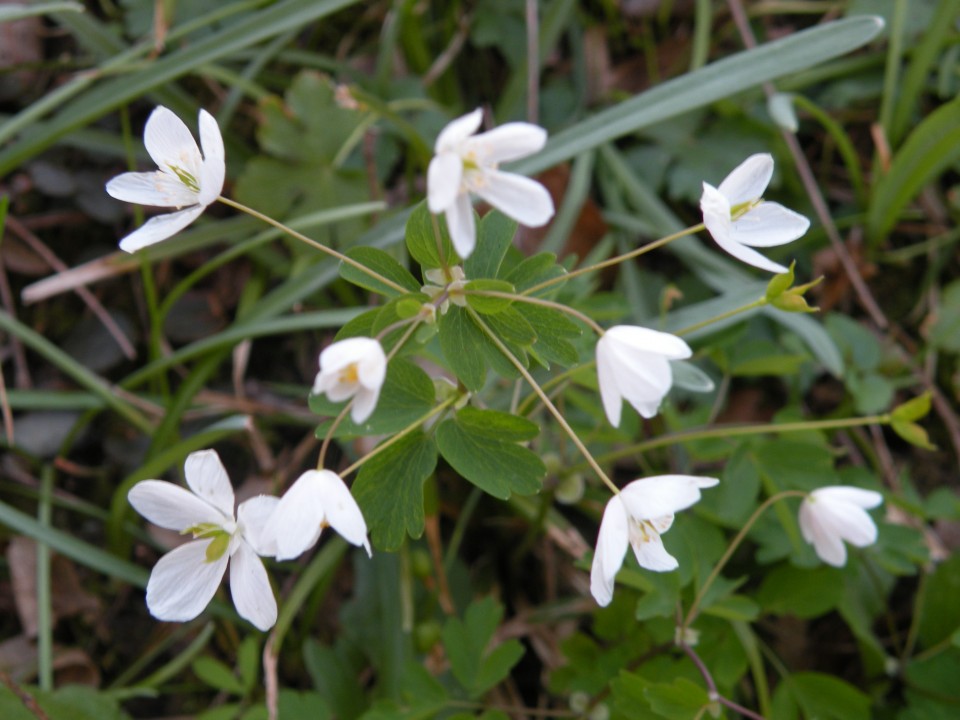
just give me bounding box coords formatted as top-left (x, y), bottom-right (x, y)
top-left (217, 196), bottom-right (407, 294)
top-left (589, 413), bottom-right (892, 470)
top-left (37, 465), bottom-right (54, 692)
top-left (467, 308), bottom-right (619, 496)
top-left (684, 490), bottom-right (806, 629)
top-left (522, 223), bottom-right (704, 296)
top-left (674, 296), bottom-right (768, 336)
top-left (430, 213), bottom-right (450, 273)
top-left (317, 320), bottom-right (422, 470)
top-left (466, 290), bottom-right (606, 336)
top-left (340, 397), bottom-right (458, 478)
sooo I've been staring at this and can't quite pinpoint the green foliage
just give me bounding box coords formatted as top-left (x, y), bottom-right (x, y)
top-left (235, 71), bottom-right (369, 230)
top-left (341, 247), bottom-right (421, 298)
top-left (441, 597), bottom-right (525, 698)
top-left (436, 407), bottom-right (545, 499)
top-left (405, 202), bottom-right (459, 269)
top-left (353, 431), bottom-right (438, 551)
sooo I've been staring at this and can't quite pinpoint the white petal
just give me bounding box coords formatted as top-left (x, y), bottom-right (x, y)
top-left (445, 194), bottom-right (476, 259)
top-left (106, 171), bottom-right (197, 208)
top-left (264, 472), bottom-right (325, 561)
top-left (145, 540), bottom-right (228, 622)
top-left (129, 480), bottom-right (226, 531)
top-left (596, 336), bottom-right (624, 428)
top-left (469, 123), bottom-right (547, 164)
top-left (357, 341), bottom-right (387, 390)
top-left (312, 470), bottom-right (371, 556)
top-left (473, 170), bottom-right (555, 227)
top-left (427, 153), bottom-right (463, 213)
top-left (435, 108), bottom-right (483, 153)
top-left (619, 475), bottom-right (719, 521)
top-left (717, 153), bottom-right (774, 206)
top-left (351, 385), bottom-right (380, 424)
top-left (799, 502), bottom-right (848, 566)
top-left (118, 205), bottom-right (205, 252)
top-left (183, 450), bottom-right (235, 518)
top-left (590, 496), bottom-right (629, 606)
top-left (320, 336), bottom-right (381, 374)
top-left (630, 529), bottom-right (679, 572)
top-left (813, 486), bottom-right (883, 510)
top-left (229, 542), bottom-right (277, 631)
top-left (197, 109), bottom-right (225, 206)
top-left (143, 106), bottom-right (203, 180)
top-left (605, 326), bottom-right (692, 360)
top-left (701, 182), bottom-right (733, 247)
top-left (711, 223), bottom-right (790, 274)
top-left (613, 354), bottom-right (671, 420)
top-left (237, 495), bottom-right (280, 556)
top-left (729, 202), bottom-right (810, 248)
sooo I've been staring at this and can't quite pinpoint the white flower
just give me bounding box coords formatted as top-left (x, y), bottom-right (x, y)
top-left (799, 486), bottom-right (883, 567)
top-left (596, 325), bottom-right (692, 427)
top-left (590, 475), bottom-right (719, 606)
top-left (312, 337), bottom-right (387, 424)
top-left (427, 108), bottom-right (554, 258)
top-left (262, 469), bottom-right (371, 561)
top-left (700, 153), bottom-right (810, 273)
top-left (106, 106), bottom-right (225, 253)
top-left (128, 450), bottom-right (278, 631)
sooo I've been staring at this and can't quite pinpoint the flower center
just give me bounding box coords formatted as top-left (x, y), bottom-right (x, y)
top-left (730, 198), bottom-right (762, 220)
top-left (184, 522), bottom-right (234, 562)
top-left (168, 164), bottom-right (200, 193)
top-left (339, 363), bottom-right (360, 385)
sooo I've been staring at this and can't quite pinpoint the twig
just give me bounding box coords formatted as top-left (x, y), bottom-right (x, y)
top-left (6, 215), bottom-right (137, 359)
top-left (725, 0), bottom-right (888, 330)
top-left (526, 0), bottom-right (540, 124)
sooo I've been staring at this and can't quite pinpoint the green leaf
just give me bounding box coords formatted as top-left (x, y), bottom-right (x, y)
top-left (645, 678), bottom-right (713, 720)
top-left (891, 392), bottom-right (933, 423)
top-left (438, 306), bottom-right (488, 391)
top-left (757, 565), bottom-right (845, 618)
top-left (0, 685), bottom-right (132, 720)
top-left (193, 656), bottom-right (245, 696)
top-left (311, 358), bottom-right (435, 437)
top-left (441, 597), bottom-right (525, 698)
top-left (371, 292), bottom-right (430, 336)
top-left (237, 637), bottom-right (260, 694)
top-left (772, 672), bottom-right (871, 720)
top-left (516, 303), bottom-right (581, 368)
top-left (353, 431), bottom-right (438, 551)
top-left (405, 201), bottom-right (459, 269)
top-left (465, 212), bottom-right (517, 279)
top-left (502, 252), bottom-right (567, 294)
top-left (341, 247), bottom-right (420, 298)
top-left (464, 279), bottom-right (516, 314)
top-left (917, 554), bottom-right (960, 647)
top-left (436, 407), bottom-right (544, 499)
top-left (928, 280), bottom-right (960, 352)
top-left (892, 420), bottom-right (937, 450)
top-left (765, 262), bottom-right (796, 300)
top-left (0, 2), bottom-right (83, 21)
top-left (511, 16), bottom-right (884, 176)
top-left (234, 71), bottom-right (369, 228)
top-left (869, 95), bottom-right (960, 242)
top-left (0, 0), bottom-right (363, 173)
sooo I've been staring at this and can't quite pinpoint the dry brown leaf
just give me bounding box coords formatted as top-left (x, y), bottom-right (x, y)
top-left (7, 537), bottom-right (101, 638)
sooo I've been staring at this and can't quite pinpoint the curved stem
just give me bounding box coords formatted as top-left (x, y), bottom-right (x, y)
top-left (674, 296), bottom-right (768, 337)
top-left (467, 307), bottom-right (619, 496)
top-left (217, 196), bottom-right (408, 294)
top-left (317, 320), bottom-right (424, 470)
top-left (341, 396), bottom-right (458, 478)
top-left (522, 223), bottom-right (704, 296)
top-left (684, 490), bottom-right (806, 630)
top-left (589, 413), bottom-right (892, 470)
top-left (466, 290), bottom-right (606, 335)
